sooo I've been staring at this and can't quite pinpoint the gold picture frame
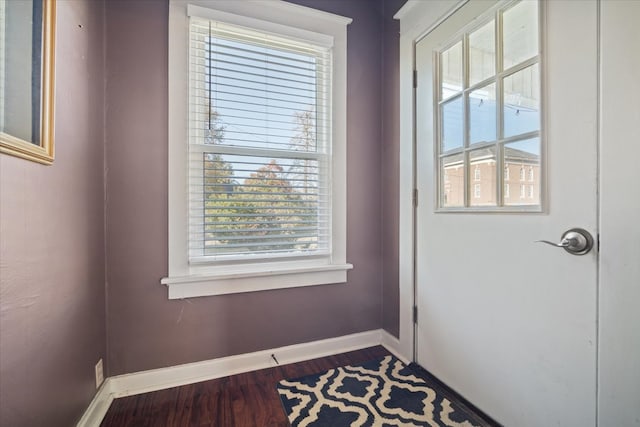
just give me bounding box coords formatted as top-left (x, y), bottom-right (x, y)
top-left (0, 0), bottom-right (56, 165)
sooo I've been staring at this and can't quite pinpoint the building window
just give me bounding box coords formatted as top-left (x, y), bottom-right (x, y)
top-left (474, 183), bottom-right (481, 198)
top-left (528, 184), bottom-right (534, 198)
top-left (164, 1), bottom-right (352, 298)
top-left (505, 183), bottom-right (510, 198)
top-left (519, 167), bottom-right (525, 181)
top-left (520, 184), bottom-right (526, 198)
top-left (436, 0), bottom-right (541, 210)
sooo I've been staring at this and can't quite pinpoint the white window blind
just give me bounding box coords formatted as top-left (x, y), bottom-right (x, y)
top-left (188, 17), bottom-right (333, 263)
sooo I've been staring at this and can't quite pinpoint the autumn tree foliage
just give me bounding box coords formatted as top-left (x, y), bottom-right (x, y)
top-left (202, 109), bottom-right (318, 255)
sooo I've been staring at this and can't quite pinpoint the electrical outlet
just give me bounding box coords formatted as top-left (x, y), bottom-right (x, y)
top-left (95, 358), bottom-right (104, 389)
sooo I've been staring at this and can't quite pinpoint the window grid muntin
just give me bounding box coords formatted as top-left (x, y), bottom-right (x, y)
top-left (435, 0), bottom-right (541, 211)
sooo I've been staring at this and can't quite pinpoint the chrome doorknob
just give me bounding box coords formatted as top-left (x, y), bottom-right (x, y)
top-left (536, 228), bottom-right (594, 255)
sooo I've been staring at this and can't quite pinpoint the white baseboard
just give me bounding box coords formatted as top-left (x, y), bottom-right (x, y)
top-left (380, 329), bottom-right (410, 365)
top-left (75, 380), bottom-right (114, 427)
top-left (77, 328), bottom-right (409, 427)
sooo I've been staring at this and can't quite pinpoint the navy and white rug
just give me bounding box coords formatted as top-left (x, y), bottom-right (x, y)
top-left (277, 355), bottom-right (489, 427)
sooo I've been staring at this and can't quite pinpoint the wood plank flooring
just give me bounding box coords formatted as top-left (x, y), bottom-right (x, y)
top-left (101, 346), bottom-right (389, 427)
top-left (100, 345), bottom-right (499, 427)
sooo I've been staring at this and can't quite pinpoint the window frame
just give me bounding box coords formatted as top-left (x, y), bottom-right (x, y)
top-left (164, 0), bottom-right (352, 299)
top-left (433, 0), bottom-right (544, 213)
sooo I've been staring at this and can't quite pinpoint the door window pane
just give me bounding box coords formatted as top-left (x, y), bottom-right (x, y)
top-left (441, 96), bottom-right (464, 151)
top-left (503, 1), bottom-right (538, 69)
top-left (434, 1), bottom-right (541, 210)
top-left (441, 41), bottom-right (463, 99)
top-left (469, 20), bottom-right (495, 86)
top-left (504, 137), bottom-right (540, 206)
top-left (441, 154), bottom-right (464, 207)
top-left (469, 147), bottom-right (497, 207)
top-left (504, 64), bottom-right (540, 138)
top-left (469, 83), bottom-right (496, 144)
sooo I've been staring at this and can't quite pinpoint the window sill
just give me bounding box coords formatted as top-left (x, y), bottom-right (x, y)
top-left (161, 263), bottom-right (353, 299)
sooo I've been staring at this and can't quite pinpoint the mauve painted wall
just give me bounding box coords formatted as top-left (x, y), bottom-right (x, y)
top-left (0, 1), bottom-right (106, 426)
top-left (381, 0), bottom-right (406, 337)
top-left (105, 0), bottom-right (388, 376)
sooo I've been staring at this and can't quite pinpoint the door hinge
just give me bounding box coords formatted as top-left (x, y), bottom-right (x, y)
top-left (413, 189), bottom-right (418, 207)
top-left (413, 69), bottom-right (418, 88)
top-left (413, 306), bottom-right (418, 324)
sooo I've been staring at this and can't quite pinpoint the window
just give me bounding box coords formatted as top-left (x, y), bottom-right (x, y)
top-left (436, 0), bottom-right (541, 210)
top-left (164, 1), bottom-right (352, 298)
top-left (520, 184), bottom-right (526, 199)
top-left (528, 184), bottom-right (534, 198)
top-left (474, 183), bottom-right (481, 198)
top-left (189, 17), bottom-right (331, 263)
top-left (505, 183), bottom-right (510, 198)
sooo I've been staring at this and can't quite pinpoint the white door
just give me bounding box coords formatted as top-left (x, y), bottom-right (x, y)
top-left (415, 1), bottom-right (598, 426)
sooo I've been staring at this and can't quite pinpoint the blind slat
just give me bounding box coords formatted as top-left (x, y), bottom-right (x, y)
top-left (199, 241), bottom-right (321, 250)
top-left (190, 74), bottom-right (322, 97)
top-left (194, 47), bottom-right (329, 75)
top-left (197, 221), bottom-right (329, 229)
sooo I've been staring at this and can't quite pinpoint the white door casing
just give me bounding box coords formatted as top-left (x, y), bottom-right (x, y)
top-left (414, 1), bottom-right (598, 426)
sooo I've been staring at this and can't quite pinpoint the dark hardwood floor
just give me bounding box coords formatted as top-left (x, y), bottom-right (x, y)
top-left (101, 346), bottom-right (390, 427)
top-left (101, 345), bottom-right (499, 427)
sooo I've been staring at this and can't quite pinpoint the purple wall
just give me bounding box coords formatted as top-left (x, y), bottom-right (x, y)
top-left (0, 1), bottom-right (106, 426)
top-left (104, 0), bottom-right (399, 375)
top-left (0, 0), bottom-right (405, 422)
top-left (381, 0), bottom-right (406, 337)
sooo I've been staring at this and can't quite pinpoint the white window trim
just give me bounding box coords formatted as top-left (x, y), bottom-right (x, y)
top-left (164, 0), bottom-right (352, 299)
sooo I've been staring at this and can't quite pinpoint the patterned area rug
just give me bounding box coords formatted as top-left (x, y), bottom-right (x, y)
top-left (277, 355), bottom-right (492, 427)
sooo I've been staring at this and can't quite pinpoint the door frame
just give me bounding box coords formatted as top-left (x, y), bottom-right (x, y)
top-left (394, 0), bottom-right (470, 365)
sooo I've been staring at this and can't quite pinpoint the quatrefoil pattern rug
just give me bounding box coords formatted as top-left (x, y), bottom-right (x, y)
top-left (277, 355), bottom-right (488, 427)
